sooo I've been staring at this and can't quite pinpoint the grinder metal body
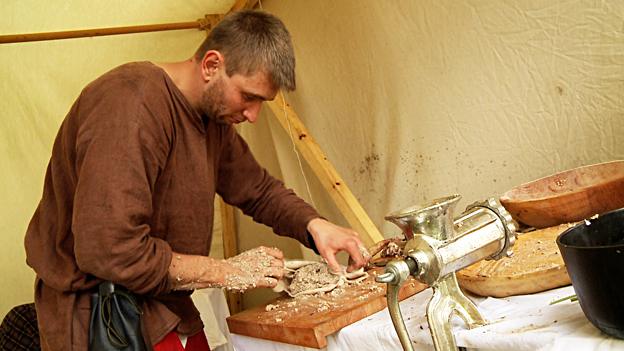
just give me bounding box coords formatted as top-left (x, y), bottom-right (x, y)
top-left (376, 195), bottom-right (517, 351)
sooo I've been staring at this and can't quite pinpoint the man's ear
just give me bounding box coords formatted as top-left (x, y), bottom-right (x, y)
top-left (200, 50), bottom-right (223, 82)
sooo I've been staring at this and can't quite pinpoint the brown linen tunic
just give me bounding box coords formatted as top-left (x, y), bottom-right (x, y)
top-left (24, 62), bottom-right (320, 350)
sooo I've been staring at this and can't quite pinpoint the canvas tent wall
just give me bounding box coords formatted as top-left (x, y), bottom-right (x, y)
top-left (2, 0), bottom-right (623, 320)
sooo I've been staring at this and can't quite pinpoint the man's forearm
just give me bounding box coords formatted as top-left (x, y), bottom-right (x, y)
top-left (168, 252), bottom-right (226, 290)
top-left (168, 247), bottom-right (285, 292)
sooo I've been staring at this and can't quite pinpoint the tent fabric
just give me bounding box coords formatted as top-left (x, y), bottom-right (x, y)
top-left (2, 0), bottom-right (624, 326)
top-left (238, 0), bottom-right (624, 306)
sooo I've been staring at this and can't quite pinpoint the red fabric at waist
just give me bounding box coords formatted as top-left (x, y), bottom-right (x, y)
top-left (153, 329), bottom-right (210, 351)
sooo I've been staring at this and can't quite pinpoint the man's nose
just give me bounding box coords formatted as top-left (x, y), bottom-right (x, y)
top-left (243, 102), bottom-right (262, 123)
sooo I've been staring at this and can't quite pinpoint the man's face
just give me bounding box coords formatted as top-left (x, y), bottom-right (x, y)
top-left (200, 69), bottom-right (278, 125)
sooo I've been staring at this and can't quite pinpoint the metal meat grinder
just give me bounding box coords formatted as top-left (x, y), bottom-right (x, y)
top-left (376, 195), bottom-right (517, 351)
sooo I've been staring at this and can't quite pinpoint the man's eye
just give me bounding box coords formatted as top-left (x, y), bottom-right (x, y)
top-left (243, 94), bottom-right (254, 101)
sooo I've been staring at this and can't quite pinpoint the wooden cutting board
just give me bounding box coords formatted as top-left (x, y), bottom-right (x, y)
top-left (226, 269), bottom-right (427, 348)
top-left (457, 223), bottom-right (574, 297)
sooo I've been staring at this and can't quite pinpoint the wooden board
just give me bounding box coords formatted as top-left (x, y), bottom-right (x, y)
top-left (457, 223), bottom-right (574, 297)
top-left (227, 269), bottom-right (427, 348)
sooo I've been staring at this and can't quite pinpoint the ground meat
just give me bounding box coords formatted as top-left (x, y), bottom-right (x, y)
top-left (288, 262), bottom-right (340, 295)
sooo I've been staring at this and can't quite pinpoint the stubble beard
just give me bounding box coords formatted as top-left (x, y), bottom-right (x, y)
top-left (200, 78), bottom-right (228, 124)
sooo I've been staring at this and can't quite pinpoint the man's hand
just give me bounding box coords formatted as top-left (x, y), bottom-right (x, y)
top-left (168, 246), bottom-right (284, 291)
top-left (306, 218), bottom-right (371, 273)
top-left (223, 246), bottom-right (285, 291)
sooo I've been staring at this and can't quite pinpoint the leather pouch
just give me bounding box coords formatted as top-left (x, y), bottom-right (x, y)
top-left (89, 281), bottom-right (147, 351)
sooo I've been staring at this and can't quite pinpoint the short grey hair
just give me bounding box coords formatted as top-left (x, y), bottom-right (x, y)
top-left (195, 10), bottom-right (296, 91)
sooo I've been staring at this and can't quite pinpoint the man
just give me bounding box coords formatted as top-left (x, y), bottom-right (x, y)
top-left (24, 9), bottom-right (369, 351)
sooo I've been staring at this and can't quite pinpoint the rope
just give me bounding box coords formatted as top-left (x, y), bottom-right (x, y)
top-left (281, 92), bottom-right (316, 208)
top-left (197, 14), bottom-right (223, 32)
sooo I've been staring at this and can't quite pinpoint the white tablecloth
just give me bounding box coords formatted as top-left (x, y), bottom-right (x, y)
top-left (191, 288), bottom-right (234, 351)
top-left (229, 285), bottom-right (624, 351)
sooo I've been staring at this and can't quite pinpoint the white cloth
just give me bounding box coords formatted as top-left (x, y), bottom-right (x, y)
top-left (230, 285), bottom-right (624, 351)
top-left (191, 288), bottom-right (234, 351)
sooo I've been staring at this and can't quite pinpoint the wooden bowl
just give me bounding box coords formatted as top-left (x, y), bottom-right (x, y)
top-left (499, 160), bottom-right (624, 228)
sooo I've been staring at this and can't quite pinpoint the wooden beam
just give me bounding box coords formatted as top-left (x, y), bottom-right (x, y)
top-left (231, 0), bottom-right (259, 11)
top-left (0, 0), bottom-right (259, 44)
top-left (0, 16), bottom-right (222, 44)
top-left (219, 197), bottom-right (243, 314)
top-left (267, 97), bottom-right (384, 248)
top-left (219, 0), bottom-right (259, 316)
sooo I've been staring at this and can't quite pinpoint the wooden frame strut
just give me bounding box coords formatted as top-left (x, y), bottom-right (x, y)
top-left (0, 0), bottom-right (256, 44)
top-left (0, 15), bottom-right (222, 44)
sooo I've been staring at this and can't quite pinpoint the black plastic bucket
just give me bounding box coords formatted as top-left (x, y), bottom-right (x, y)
top-left (557, 208), bottom-right (624, 339)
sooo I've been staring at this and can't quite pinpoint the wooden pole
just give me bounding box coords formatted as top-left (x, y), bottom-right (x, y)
top-left (219, 198), bottom-right (243, 314)
top-left (0, 0), bottom-right (258, 44)
top-left (0, 16), bottom-right (222, 44)
top-left (218, 1), bottom-right (256, 315)
top-left (266, 96), bottom-right (385, 248)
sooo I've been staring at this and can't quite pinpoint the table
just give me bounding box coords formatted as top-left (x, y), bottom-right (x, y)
top-left (229, 285), bottom-right (624, 351)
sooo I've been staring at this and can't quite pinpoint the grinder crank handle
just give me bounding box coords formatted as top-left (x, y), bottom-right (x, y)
top-left (376, 258), bottom-right (418, 351)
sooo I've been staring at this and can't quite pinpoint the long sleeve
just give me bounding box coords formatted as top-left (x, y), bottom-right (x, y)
top-left (71, 79), bottom-right (173, 296)
top-left (24, 62), bottom-right (224, 350)
top-left (216, 126), bottom-right (320, 249)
